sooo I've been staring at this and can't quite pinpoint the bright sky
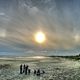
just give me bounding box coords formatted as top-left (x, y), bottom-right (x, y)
top-left (0, 0), bottom-right (80, 56)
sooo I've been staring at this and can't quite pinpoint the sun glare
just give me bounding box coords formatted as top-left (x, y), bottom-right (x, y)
top-left (74, 34), bottom-right (80, 42)
top-left (34, 31), bottom-right (46, 44)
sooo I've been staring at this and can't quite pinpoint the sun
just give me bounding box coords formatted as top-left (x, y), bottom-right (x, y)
top-left (34, 31), bottom-right (46, 44)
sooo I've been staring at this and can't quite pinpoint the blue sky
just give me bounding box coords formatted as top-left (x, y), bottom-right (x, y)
top-left (0, 0), bottom-right (80, 56)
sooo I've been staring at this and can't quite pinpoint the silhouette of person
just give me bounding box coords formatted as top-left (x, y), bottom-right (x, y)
top-left (20, 64), bottom-right (23, 74)
top-left (25, 66), bottom-right (28, 75)
top-left (42, 70), bottom-right (45, 74)
top-left (37, 69), bottom-right (40, 76)
top-left (34, 69), bottom-right (36, 75)
top-left (25, 65), bottom-right (29, 75)
top-left (23, 64), bottom-right (25, 73)
top-left (28, 69), bottom-right (31, 75)
top-left (26, 65), bottom-right (29, 70)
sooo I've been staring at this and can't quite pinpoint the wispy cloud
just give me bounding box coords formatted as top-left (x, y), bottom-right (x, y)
top-left (0, 0), bottom-right (80, 55)
top-left (0, 12), bottom-right (5, 16)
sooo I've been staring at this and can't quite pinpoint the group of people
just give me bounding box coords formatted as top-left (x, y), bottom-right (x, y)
top-left (20, 64), bottom-right (30, 75)
top-left (33, 69), bottom-right (45, 76)
top-left (20, 64), bottom-right (45, 76)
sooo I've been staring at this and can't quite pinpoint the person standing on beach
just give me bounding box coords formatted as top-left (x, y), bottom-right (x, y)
top-left (28, 69), bottom-right (31, 75)
top-left (23, 64), bottom-right (25, 73)
top-left (20, 64), bottom-right (23, 74)
top-left (36, 69), bottom-right (41, 76)
top-left (25, 65), bottom-right (29, 75)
